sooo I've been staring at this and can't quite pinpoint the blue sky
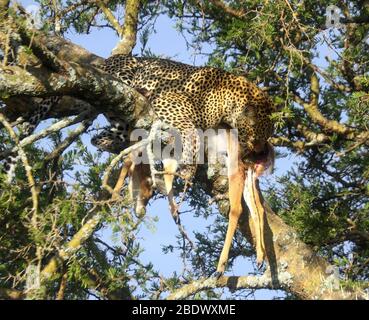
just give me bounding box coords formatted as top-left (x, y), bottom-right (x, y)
top-left (18, 0), bottom-right (308, 299)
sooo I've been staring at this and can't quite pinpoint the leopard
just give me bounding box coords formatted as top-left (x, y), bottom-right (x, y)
top-left (1, 55), bottom-right (276, 273)
top-left (100, 55), bottom-right (275, 166)
top-left (2, 55), bottom-right (275, 182)
top-left (95, 56), bottom-right (277, 272)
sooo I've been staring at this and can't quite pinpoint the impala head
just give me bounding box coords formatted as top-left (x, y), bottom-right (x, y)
top-left (247, 141), bottom-right (275, 177)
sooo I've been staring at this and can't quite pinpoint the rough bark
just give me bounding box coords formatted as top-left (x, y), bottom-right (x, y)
top-left (0, 32), bottom-right (148, 123)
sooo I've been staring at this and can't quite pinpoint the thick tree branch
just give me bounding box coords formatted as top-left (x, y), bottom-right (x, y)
top-left (56, 271), bottom-right (68, 300)
top-left (111, 0), bottom-right (140, 55)
top-left (41, 212), bottom-right (102, 280)
top-left (167, 272), bottom-right (293, 300)
top-left (0, 61), bottom-right (145, 117)
top-left (0, 24), bottom-right (148, 120)
top-left (0, 0), bottom-right (9, 19)
top-left (0, 0), bottom-right (9, 9)
top-left (16, 20), bottom-right (67, 72)
top-left (208, 0), bottom-right (246, 18)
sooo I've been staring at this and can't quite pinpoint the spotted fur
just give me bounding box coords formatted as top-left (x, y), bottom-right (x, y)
top-left (1, 97), bottom-right (60, 182)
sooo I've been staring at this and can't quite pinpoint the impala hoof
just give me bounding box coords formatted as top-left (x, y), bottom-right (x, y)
top-left (212, 271), bottom-right (224, 279)
top-left (256, 260), bottom-right (265, 271)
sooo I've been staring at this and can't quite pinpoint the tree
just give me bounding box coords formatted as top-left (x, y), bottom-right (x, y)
top-left (0, 0), bottom-right (368, 300)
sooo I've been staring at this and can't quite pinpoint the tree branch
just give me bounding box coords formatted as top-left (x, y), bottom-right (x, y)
top-left (96, 0), bottom-right (124, 37)
top-left (208, 0), bottom-right (246, 18)
top-left (43, 119), bottom-right (91, 164)
top-left (0, 112), bottom-right (39, 212)
top-left (167, 272), bottom-right (293, 300)
top-left (16, 18), bottom-right (67, 72)
top-left (0, 0), bottom-right (9, 9)
top-left (0, 25), bottom-right (147, 118)
top-left (41, 211), bottom-right (102, 280)
top-left (111, 0), bottom-right (140, 55)
top-left (0, 107), bottom-right (93, 161)
top-left (302, 73), bottom-right (352, 135)
top-left (0, 287), bottom-right (25, 299)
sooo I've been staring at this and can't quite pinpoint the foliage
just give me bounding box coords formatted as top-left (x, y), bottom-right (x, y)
top-left (0, 129), bottom-right (156, 299)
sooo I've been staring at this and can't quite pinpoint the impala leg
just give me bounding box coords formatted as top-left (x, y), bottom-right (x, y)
top-left (129, 155), bottom-right (153, 215)
top-left (244, 168), bottom-right (265, 265)
top-left (162, 158), bottom-right (179, 216)
top-left (216, 130), bottom-right (245, 274)
top-left (216, 167), bottom-right (245, 274)
top-left (112, 157), bottom-right (133, 199)
top-left (137, 163), bottom-right (153, 214)
top-left (253, 178), bottom-right (266, 259)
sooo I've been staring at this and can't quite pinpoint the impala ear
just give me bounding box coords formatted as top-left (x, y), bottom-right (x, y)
top-left (266, 142), bottom-right (275, 172)
top-left (134, 87), bottom-right (152, 99)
